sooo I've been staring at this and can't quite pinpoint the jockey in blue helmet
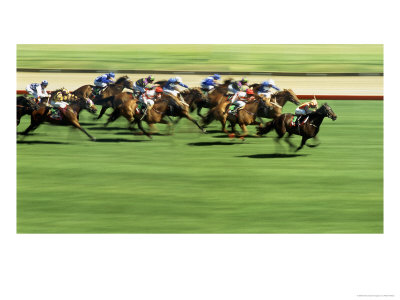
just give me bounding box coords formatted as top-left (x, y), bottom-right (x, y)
top-left (163, 76), bottom-right (189, 106)
top-left (93, 72), bottom-right (116, 95)
top-left (258, 79), bottom-right (281, 106)
top-left (201, 74), bottom-right (221, 92)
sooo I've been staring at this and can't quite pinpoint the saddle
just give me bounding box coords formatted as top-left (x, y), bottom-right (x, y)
top-left (135, 102), bottom-right (147, 115)
top-left (92, 86), bottom-right (105, 96)
top-left (49, 107), bottom-right (66, 120)
top-left (290, 115), bottom-right (309, 127)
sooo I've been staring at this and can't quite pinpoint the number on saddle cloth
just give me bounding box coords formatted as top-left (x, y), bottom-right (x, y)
top-left (93, 86), bottom-right (103, 96)
top-left (49, 107), bottom-right (63, 120)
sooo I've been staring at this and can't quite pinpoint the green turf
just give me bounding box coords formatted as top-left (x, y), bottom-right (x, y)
top-left (16, 100), bottom-right (383, 233)
top-left (16, 44), bottom-right (383, 73)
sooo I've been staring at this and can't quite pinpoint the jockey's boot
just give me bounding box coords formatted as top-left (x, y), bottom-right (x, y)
top-left (140, 105), bottom-right (148, 120)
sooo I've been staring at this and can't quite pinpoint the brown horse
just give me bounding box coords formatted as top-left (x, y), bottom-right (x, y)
top-left (257, 103), bottom-right (337, 151)
top-left (203, 89), bottom-right (301, 134)
top-left (105, 92), bottom-right (206, 138)
top-left (17, 96), bottom-right (40, 126)
top-left (193, 79), bottom-right (233, 119)
top-left (19, 98), bottom-right (97, 141)
top-left (73, 75), bottom-right (133, 119)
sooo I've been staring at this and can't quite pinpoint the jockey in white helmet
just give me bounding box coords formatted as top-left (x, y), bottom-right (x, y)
top-left (25, 80), bottom-right (49, 103)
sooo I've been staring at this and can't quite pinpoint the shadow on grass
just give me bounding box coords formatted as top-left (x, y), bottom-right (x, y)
top-left (94, 138), bottom-right (149, 143)
top-left (238, 153), bottom-right (307, 159)
top-left (115, 131), bottom-right (168, 136)
top-left (188, 141), bottom-right (238, 146)
top-left (17, 140), bottom-right (69, 145)
top-left (79, 122), bottom-right (99, 126)
top-left (87, 126), bottom-right (129, 131)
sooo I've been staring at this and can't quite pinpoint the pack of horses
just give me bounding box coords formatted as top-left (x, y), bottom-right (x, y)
top-left (17, 76), bottom-right (338, 151)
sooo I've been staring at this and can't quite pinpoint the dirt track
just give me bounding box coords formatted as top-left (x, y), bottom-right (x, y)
top-left (17, 72), bottom-right (383, 95)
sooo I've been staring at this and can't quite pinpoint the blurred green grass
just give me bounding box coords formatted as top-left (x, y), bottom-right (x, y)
top-left (16, 100), bottom-right (383, 233)
top-left (17, 44), bottom-right (383, 73)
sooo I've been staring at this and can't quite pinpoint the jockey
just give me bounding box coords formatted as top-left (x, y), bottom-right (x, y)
top-left (163, 76), bottom-right (189, 106)
top-left (228, 77), bottom-right (249, 95)
top-left (228, 88), bottom-right (255, 114)
top-left (93, 72), bottom-right (115, 95)
top-left (25, 80), bottom-right (49, 103)
top-left (258, 79), bottom-right (281, 106)
top-left (140, 86), bottom-right (163, 109)
top-left (133, 75), bottom-right (155, 96)
top-left (293, 98), bottom-right (318, 124)
top-left (201, 74), bottom-right (221, 92)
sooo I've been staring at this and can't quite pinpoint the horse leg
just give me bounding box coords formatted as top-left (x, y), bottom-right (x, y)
top-left (104, 109), bottom-right (120, 127)
top-left (182, 112), bottom-right (206, 133)
top-left (257, 120), bottom-right (274, 136)
top-left (296, 136), bottom-right (308, 152)
top-left (284, 132), bottom-right (296, 151)
top-left (239, 124), bottom-right (248, 138)
top-left (137, 120), bottom-right (152, 139)
top-left (70, 119), bottom-right (96, 141)
top-left (96, 106), bottom-right (108, 119)
top-left (197, 106), bottom-right (206, 120)
top-left (20, 122), bottom-right (40, 135)
top-left (307, 135), bottom-right (321, 148)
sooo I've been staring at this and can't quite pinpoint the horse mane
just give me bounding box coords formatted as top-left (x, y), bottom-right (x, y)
top-left (155, 80), bottom-right (168, 87)
top-left (114, 75), bottom-right (129, 84)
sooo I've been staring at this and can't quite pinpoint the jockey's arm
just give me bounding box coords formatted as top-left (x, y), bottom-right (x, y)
top-left (272, 85), bottom-right (281, 91)
top-left (179, 82), bottom-right (189, 88)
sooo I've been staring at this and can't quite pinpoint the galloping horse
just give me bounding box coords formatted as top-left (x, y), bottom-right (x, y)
top-left (105, 92), bottom-right (206, 138)
top-left (257, 103), bottom-right (337, 151)
top-left (202, 89), bottom-right (301, 134)
top-left (193, 79), bottom-right (233, 119)
top-left (19, 98), bottom-right (97, 141)
top-left (73, 75), bottom-right (133, 119)
top-left (17, 96), bottom-right (39, 126)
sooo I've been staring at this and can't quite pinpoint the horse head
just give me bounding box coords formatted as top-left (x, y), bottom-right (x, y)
top-left (317, 103), bottom-right (337, 120)
top-left (114, 76), bottom-right (133, 89)
top-left (84, 98), bottom-right (97, 114)
top-left (282, 89), bottom-right (301, 105)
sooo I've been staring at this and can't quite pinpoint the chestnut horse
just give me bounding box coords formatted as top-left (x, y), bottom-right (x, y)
top-left (19, 98), bottom-right (97, 141)
top-left (193, 79), bottom-right (233, 119)
top-left (257, 103), bottom-right (337, 151)
top-left (203, 89), bottom-right (301, 134)
top-left (104, 92), bottom-right (206, 138)
top-left (73, 75), bottom-right (133, 119)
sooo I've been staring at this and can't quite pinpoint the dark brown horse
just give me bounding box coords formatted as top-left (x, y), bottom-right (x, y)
top-left (17, 96), bottom-right (40, 126)
top-left (203, 89), bottom-right (301, 133)
top-left (73, 75), bottom-right (133, 119)
top-left (257, 103), bottom-right (337, 151)
top-left (19, 98), bottom-right (97, 141)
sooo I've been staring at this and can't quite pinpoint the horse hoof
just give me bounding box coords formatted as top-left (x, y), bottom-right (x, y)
top-left (91, 137), bottom-right (96, 142)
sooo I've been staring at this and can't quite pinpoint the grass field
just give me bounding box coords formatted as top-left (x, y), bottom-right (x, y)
top-left (16, 100), bottom-right (383, 233)
top-left (16, 44), bottom-right (383, 73)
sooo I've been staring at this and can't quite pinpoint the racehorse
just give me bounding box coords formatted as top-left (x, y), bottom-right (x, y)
top-left (17, 96), bottom-right (40, 126)
top-left (73, 75), bottom-right (133, 119)
top-left (202, 89), bottom-right (301, 134)
top-left (194, 79), bottom-right (233, 119)
top-left (257, 103), bottom-right (337, 151)
top-left (105, 92), bottom-right (206, 138)
top-left (19, 98), bottom-right (97, 141)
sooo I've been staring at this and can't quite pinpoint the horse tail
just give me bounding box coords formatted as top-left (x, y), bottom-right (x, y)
top-left (257, 120), bottom-right (275, 136)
